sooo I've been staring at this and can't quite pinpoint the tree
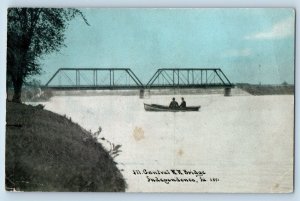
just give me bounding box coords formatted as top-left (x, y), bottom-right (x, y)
top-left (7, 8), bottom-right (89, 103)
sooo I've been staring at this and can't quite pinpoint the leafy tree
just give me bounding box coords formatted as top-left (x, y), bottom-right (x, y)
top-left (7, 8), bottom-right (89, 102)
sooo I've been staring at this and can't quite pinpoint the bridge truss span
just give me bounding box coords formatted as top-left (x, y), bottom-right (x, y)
top-left (44, 68), bottom-right (143, 89)
top-left (146, 68), bottom-right (233, 89)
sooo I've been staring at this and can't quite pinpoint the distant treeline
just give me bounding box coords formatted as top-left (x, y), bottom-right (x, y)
top-left (236, 83), bottom-right (294, 95)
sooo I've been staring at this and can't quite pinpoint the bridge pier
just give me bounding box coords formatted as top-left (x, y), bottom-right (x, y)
top-left (139, 89), bottom-right (145, 98)
top-left (139, 89), bottom-right (151, 98)
top-left (224, 87), bottom-right (231, 96)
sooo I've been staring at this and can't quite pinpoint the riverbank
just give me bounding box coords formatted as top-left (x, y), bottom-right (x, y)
top-left (236, 84), bottom-right (294, 95)
top-left (5, 101), bottom-right (126, 192)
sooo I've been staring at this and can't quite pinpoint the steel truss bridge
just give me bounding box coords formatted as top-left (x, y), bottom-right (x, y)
top-left (44, 68), bottom-right (233, 89)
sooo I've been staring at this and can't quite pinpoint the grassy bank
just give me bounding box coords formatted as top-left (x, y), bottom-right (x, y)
top-left (236, 84), bottom-right (294, 95)
top-left (6, 102), bottom-right (126, 192)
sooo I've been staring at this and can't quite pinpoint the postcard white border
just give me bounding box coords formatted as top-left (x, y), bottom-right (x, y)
top-left (0, 0), bottom-right (298, 201)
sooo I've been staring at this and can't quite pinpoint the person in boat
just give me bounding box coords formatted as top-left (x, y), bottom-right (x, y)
top-left (180, 97), bottom-right (186, 108)
top-left (169, 97), bottom-right (179, 108)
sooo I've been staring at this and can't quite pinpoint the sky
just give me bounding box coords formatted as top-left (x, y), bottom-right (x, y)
top-left (38, 8), bottom-right (295, 85)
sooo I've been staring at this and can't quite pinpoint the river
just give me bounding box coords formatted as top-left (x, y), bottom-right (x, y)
top-left (28, 93), bottom-right (294, 192)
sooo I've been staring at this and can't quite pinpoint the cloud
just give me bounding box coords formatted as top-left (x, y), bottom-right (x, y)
top-left (245, 16), bottom-right (294, 40)
top-left (222, 48), bottom-right (252, 57)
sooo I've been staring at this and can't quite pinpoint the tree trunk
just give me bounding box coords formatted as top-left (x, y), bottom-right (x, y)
top-left (12, 76), bottom-right (23, 103)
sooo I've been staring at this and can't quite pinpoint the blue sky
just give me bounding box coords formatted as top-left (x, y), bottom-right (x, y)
top-left (39, 8), bottom-right (295, 85)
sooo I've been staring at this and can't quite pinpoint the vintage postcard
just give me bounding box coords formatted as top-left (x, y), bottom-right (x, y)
top-left (6, 8), bottom-right (294, 192)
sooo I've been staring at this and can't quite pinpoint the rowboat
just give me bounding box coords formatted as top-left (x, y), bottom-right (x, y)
top-left (144, 103), bottom-right (200, 112)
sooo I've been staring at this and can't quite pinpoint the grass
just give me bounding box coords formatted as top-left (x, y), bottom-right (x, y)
top-left (6, 101), bottom-right (126, 192)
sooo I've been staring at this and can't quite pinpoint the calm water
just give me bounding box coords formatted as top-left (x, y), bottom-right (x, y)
top-left (29, 94), bottom-right (294, 192)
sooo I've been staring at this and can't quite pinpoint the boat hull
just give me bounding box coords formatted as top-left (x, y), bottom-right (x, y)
top-left (144, 103), bottom-right (200, 112)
